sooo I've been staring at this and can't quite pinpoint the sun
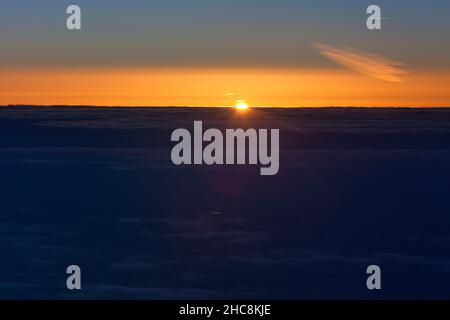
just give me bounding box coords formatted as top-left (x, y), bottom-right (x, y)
top-left (235, 100), bottom-right (249, 111)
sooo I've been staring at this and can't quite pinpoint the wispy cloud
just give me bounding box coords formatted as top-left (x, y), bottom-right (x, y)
top-left (314, 43), bottom-right (407, 82)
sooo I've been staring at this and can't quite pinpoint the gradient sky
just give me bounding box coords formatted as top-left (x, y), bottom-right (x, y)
top-left (1, 0), bottom-right (450, 106)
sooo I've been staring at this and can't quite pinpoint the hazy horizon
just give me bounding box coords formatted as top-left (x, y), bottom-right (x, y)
top-left (3, 105), bottom-right (450, 109)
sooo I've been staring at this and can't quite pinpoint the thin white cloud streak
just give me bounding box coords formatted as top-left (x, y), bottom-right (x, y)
top-left (314, 43), bottom-right (407, 82)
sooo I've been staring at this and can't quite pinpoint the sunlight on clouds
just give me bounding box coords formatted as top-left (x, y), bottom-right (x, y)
top-left (314, 43), bottom-right (408, 83)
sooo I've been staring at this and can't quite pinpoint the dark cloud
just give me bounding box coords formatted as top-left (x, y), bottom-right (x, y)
top-left (2, 107), bottom-right (450, 299)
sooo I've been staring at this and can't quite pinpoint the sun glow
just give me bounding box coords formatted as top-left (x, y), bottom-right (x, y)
top-left (235, 100), bottom-right (249, 110)
top-left (3, 68), bottom-right (450, 107)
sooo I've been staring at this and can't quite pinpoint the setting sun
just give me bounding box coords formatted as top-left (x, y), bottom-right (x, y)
top-left (235, 100), bottom-right (249, 110)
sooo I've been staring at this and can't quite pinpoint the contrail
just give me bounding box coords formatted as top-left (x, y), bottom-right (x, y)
top-left (314, 43), bottom-right (407, 82)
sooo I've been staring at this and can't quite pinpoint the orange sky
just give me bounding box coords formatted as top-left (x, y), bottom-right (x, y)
top-left (2, 68), bottom-right (450, 107)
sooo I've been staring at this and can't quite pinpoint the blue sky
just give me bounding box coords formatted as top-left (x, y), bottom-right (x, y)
top-left (1, 0), bottom-right (449, 68)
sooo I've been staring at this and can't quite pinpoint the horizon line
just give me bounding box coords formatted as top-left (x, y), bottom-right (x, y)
top-left (2, 105), bottom-right (450, 109)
